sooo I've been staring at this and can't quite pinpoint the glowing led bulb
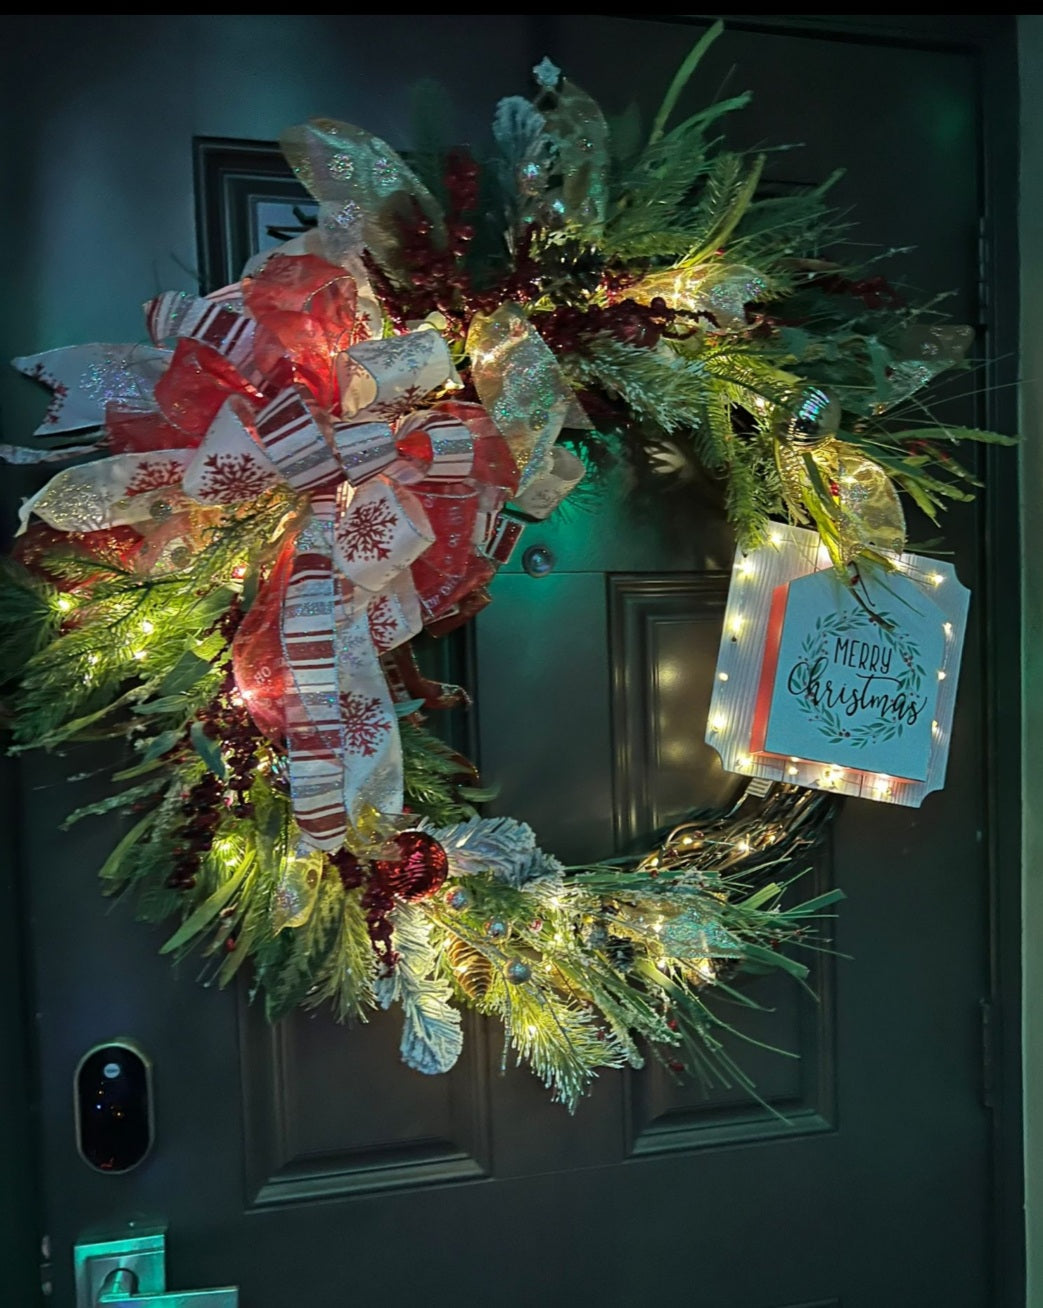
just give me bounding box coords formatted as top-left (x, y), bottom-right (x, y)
top-left (718, 672), bottom-right (729, 683)
top-left (929, 572), bottom-right (944, 587)
top-left (56, 595), bottom-right (73, 613)
top-left (738, 558), bottom-right (754, 577)
top-left (710, 713), bottom-right (726, 732)
top-left (140, 619), bottom-right (154, 635)
top-left (943, 622), bottom-right (953, 637)
top-left (132, 649), bottom-right (146, 661)
top-left (937, 670), bottom-right (947, 681)
top-left (787, 765), bottom-right (798, 776)
top-left (769, 530), bottom-right (782, 546)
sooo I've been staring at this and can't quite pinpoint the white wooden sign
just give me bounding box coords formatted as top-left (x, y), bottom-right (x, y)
top-left (705, 525), bottom-right (969, 806)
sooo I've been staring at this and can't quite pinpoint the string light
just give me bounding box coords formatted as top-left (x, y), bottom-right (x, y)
top-left (718, 671), bottom-right (729, 682)
top-left (943, 621), bottom-right (953, 637)
top-left (738, 558), bottom-right (754, 578)
top-left (730, 615), bottom-right (744, 637)
top-left (132, 649), bottom-right (146, 661)
top-left (787, 764), bottom-right (798, 776)
top-left (929, 572), bottom-right (944, 587)
top-left (937, 669), bottom-right (946, 681)
top-left (140, 619), bottom-right (154, 635)
top-left (56, 595), bottom-right (73, 613)
top-left (769, 530), bottom-right (782, 546)
top-left (710, 713), bottom-right (726, 732)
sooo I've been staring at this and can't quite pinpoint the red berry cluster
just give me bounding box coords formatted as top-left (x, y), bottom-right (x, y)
top-left (361, 878), bottom-right (398, 973)
top-left (168, 771), bottom-right (223, 891)
top-left (812, 271), bottom-right (904, 311)
top-left (200, 688), bottom-right (260, 819)
top-left (369, 148), bottom-right (483, 333)
top-left (533, 296), bottom-right (682, 354)
top-left (325, 846), bottom-right (396, 971)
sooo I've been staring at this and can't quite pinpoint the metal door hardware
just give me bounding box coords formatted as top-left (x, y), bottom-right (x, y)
top-left (74, 1225), bottom-right (238, 1307)
top-left (522, 544), bottom-right (555, 576)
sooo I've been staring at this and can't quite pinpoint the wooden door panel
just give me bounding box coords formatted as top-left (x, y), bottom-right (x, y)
top-left (240, 1004), bottom-right (490, 1205)
top-left (608, 574), bottom-right (743, 839)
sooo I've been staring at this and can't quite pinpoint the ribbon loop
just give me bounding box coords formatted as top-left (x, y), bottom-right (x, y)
top-left (333, 477), bottom-right (435, 594)
top-left (466, 304), bottom-right (583, 490)
top-left (336, 329), bottom-right (460, 421)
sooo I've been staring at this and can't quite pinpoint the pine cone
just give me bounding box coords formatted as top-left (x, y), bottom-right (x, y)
top-left (445, 937), bottom-right (494, 1001)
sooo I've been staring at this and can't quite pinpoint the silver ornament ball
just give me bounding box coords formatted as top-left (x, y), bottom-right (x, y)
top-left (773, 386), bottom-right (841, 449)
top-left (505, 959), bottom-right (532, 984)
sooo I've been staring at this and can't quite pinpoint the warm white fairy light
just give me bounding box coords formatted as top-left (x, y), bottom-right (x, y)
top-left (140, 619), bottom-right (155, 635)
top-left (769, 530), bottom-right (782, 546)
top-left (718, 671), bottom-right (729, 682)
top-left (710, 712), bottom-right (727, 732)
top-left (872, 775), bottom-right (894, 798)
top-left (943, 621), bottom-right (953, 637)
top-left (937, 669), bottom-right (946, 681)
top-left (735, 755), bottom-right (751, 771)
top-left (132, 649), bottom-right (146, 661)
top-left (56, 595), bottom-right (73, 612)
top-left (929, 572), bottom-right (944, 587)
top-left (738, 557), bottom-right (754, 577)
top-left (730, 615), bottom-right (744, 637)
top-left (787, 764), bottom-right (798, 776)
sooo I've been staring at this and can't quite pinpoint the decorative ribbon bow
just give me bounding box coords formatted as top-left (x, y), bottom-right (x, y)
top-left (14, 250), bottom-right (587, 852)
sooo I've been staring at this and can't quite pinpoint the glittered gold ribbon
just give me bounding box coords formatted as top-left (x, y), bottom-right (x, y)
top-left (466, 303), bottom-right (584, 491)
top-left (280, 118), bottom-right (446, 274)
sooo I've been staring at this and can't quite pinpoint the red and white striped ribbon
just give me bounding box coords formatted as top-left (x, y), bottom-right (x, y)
top-left (279, 521), bottom-right (349, 850)
top-left (145, 291), bottom-right (263, 387)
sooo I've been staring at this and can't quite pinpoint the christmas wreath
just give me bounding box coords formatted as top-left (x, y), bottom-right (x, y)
top-left (0, 25), bottom-right (1009, 1109)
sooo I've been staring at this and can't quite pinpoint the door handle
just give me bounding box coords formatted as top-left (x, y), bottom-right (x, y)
top-left (74, 1224), bottom-right (238, 1308)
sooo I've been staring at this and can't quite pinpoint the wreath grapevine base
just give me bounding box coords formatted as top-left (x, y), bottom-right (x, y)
top-left (0, 25), bottom-right (1008, 1109)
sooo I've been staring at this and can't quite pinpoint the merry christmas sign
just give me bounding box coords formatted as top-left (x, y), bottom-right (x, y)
top-left (706, 525), bottom-right (969, 806)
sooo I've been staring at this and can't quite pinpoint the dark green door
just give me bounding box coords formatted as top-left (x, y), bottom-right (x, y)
top-left (5, 14), bottom-right (1020, 1308)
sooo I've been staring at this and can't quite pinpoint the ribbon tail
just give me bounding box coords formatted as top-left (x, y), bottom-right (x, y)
top-left (280, 519), bottom-right (350, 852)
top-left (335, 601), bottom-right (404, 820)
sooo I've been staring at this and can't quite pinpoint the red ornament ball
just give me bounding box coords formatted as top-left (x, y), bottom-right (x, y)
top-left (373, 831), bottom-right (449, 901)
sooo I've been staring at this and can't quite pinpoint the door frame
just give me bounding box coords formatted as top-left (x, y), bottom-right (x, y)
top-left (0, 13), bottom-right (1022, 1307)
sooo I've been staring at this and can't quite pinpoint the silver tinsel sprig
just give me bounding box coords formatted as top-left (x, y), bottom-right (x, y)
top-left (424, 815), bottom-right (564, 888)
